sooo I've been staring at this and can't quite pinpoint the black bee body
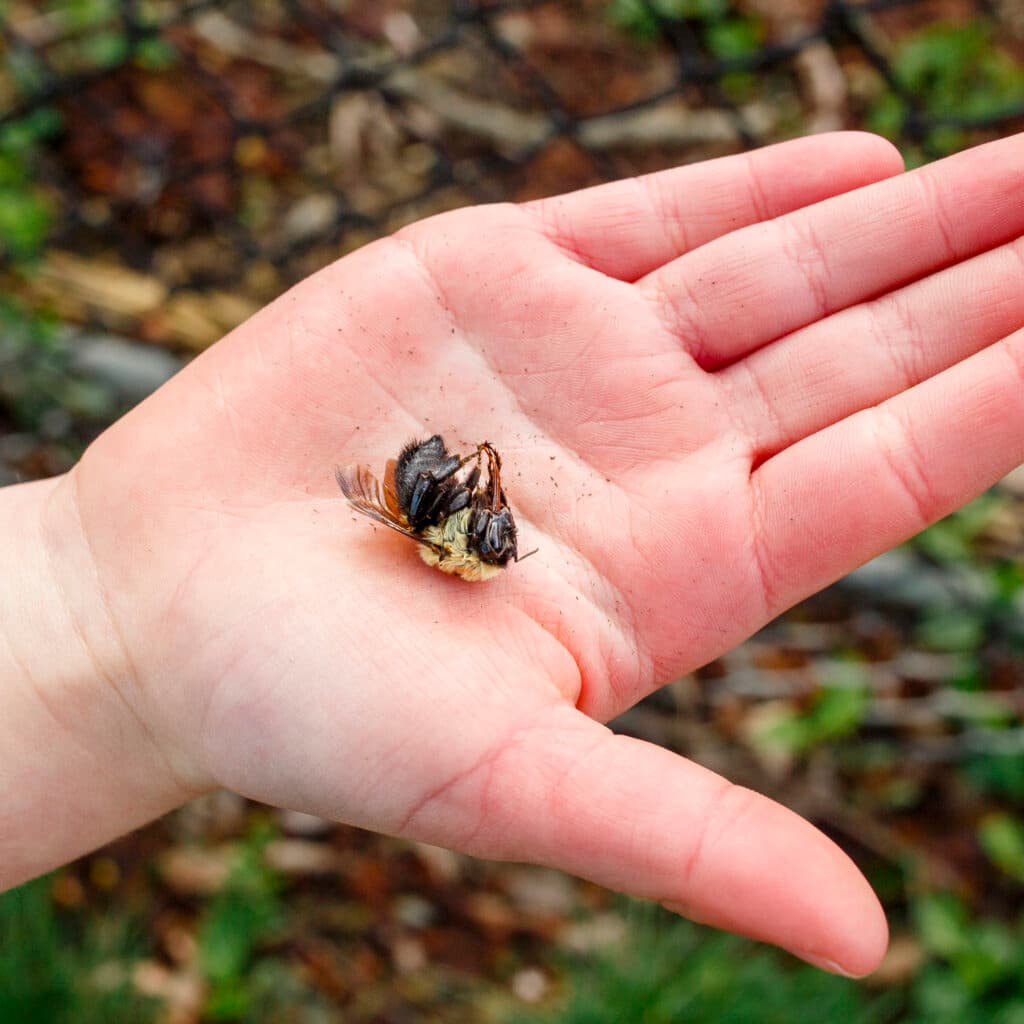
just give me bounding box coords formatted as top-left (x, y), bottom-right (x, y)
top-left (393, 435), bottom-right (479, 531)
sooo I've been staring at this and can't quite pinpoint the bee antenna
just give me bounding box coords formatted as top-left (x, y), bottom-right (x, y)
top-left (515, 547), bottom-right (539, 563)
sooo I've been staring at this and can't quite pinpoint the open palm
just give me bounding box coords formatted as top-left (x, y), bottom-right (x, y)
top-left (65, 132), bottom-right (1024, 974)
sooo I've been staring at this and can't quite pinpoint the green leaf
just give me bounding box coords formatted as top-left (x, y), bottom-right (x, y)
top-left (204, 976), bottom-right (251, 1020)
top-left (964, 751), bottom-right (1024, 801)
top-left (991, 561), bottom-right (1024, 604)
top-left (915, 494), bottom-right (1005, 563)
top-left (866, 91), bottom-right (907, 141)
top-left (953, 919), bottom-right (1018, 994)
top-left (512, 900), bottom-right (897, 1024)
top-left (916, 610), bottom-right (985, 653)
top-left (133, 37), bottom-right (178, 71)
top-left (0, 108), bottom-right (62, 153)
top-left (911, 964), bottom-right (974, 1020)
top-left (607, 0), bottom-right (662, 41)
top-left (60, 0), bottom-right (120, 31)
top-left (868, 20), bottom-right (1024, 158)
top-left (805, 683), bottom-right (869, 740)
top-left (607, 0), bottom-right (731, 41)
top-left (0, 187), bottom-right (53, 259)
top-left (195, 822), bottom-right (283, 1017)
top-left (706, 16), bottom-right (762, 60)
top-left (978, 813), bottom-right (1024, 882)
top-left (0, 875), bottom-right (155, 1024)
top-left (82, 29), bottom-right (130, 68)
top-left (751, 673), bottom-right (870, 755)
top-left (660, 0), bottom-right (730, 19)
top-left (913, 892), bottom-right (970, 960)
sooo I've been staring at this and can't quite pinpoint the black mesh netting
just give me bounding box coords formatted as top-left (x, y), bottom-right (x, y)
top-left (2, 1), bottom-right (1024, 349)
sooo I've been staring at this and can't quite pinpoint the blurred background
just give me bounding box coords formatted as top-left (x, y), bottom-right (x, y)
top-left (2, 1), bottom-right (1024, 1021)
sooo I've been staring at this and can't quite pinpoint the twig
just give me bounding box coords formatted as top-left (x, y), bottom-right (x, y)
top-left (191, 11), bottom-right (776, 152)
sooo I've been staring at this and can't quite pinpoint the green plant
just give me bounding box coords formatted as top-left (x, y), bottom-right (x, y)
top-left (0, 875), bottom-right (155, 1024)
top-left (908, 892), bottom-right (1024, 1023)
top-left (509, 902), bottom-right (898, 1023)
top-left (38, 0), bottom-right (128, 69)
top-left (196, 821), bottom-right (286, 1020)
top-left (915, 608), bottom-right (987, 654)
top-left (965, 749), bottom-right (1024, 802)
top-left (0, 108), bottom-right (60, 263)
top-left (3, 2), bottom-right (178, 91)
top-left (914, 494), bottom-right (1006, 564)
top-left (751, 661), bottom-right (871, 756)
top-left (512, 893), bottom-right (1024, 1024)
top-left (606, 0), bottom-right (764, 100)
top-left (978, 813), bottom-right (1024, 884)
top-left (911, 493), bottom-right (1024, 652)
top-left (55, 0), bottom-right (121, 30)
top-left (868, 21), bottom-right (1024, 159)
top-left (608, 0), bottom-right (729, 41)
top-left (0, 297), bottom-right (117, 441)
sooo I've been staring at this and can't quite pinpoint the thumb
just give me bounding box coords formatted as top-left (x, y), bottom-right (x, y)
top-left (458, 704), bottom-right (887, 976)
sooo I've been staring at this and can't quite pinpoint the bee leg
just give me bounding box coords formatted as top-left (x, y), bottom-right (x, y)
top-left (443, 487), bottom-right (472, 515)
top-left (408, 448), bottom-right (483, 521)
top-left (437, 445), bottom-right (484, 481)
top-left (420, 487), bottom-right (450, 523)
top-left (408, 475), bottom-right (437, 521)
top-left (462, 463), bottom-right (481, 493)
top-left (435, 456), bottom-right (482, 517)
top-left (474, 443), bottom-right (505, 509)
top-left (408, 461), bottom-right (457, 520)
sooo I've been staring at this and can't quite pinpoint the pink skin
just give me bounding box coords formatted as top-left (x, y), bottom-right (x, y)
top-left (7, 130), bottom-right (1024, 975)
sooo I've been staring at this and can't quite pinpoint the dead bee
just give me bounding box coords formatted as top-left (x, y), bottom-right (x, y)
top-left (336, 435), bottom-right (532, 581)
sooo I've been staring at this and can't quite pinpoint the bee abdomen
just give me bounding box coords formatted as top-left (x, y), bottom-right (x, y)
top-left (420, 509), bottom-right (505, 582)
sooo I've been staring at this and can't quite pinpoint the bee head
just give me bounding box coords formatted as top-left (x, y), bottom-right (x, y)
top-left (470, 506), bottom-right (518, 565)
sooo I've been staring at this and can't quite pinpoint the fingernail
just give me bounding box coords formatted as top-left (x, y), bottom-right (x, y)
top-left (659, 899), bottom-right (709, 926)
top-left (797, 951), bottom-right (859, 978)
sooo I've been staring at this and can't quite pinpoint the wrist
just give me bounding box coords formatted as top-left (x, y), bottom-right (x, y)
top-left (0, 474), bottom-right (203, 891)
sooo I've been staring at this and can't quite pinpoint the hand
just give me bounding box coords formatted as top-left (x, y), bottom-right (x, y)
top-left (15, 131), bottom-right (1024, 975)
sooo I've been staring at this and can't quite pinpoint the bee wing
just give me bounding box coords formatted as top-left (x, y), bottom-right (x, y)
top-left (336, 463), bottom-right (432, 546)
top-left (383, 458), bottom-right (402, 519)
